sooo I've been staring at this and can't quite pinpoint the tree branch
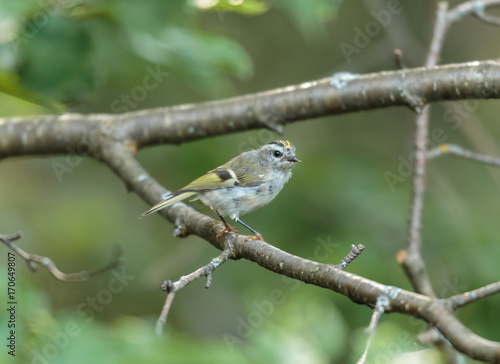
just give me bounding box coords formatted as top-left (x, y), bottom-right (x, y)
top-left (1, 61), bottom-right (500, 159)
top-left (401, 1), bottom-right (449, 299)
top-left (427, 143), bottom-right (500, 167)
top-left (358, 296), bottom-right (389, 364)
top-left (447, 0), bottom-right (500, 25)
top-left (448, 281), bottom-right (500, 309)
top-left (156, 248), bottom-right (233, 335)
top-left (0, 232), bottom-right (123, 281)
top-left (336, 244), bottom-right (365, 270)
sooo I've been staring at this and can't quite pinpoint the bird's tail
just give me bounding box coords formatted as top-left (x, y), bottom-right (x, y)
top-left (140, 191), bottom-right (196, 218)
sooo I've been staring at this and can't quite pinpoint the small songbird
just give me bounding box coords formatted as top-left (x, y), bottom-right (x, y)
top-left (140, 140), bottom-right (299, 241)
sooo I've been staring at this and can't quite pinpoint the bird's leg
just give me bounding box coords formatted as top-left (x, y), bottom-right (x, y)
top-left (216, 214), bottom-right (239, 242)
top-left (235, 218), bottom-right (264, 241)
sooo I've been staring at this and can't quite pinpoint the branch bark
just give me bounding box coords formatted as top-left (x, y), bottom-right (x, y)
top-left (1, 60), bottom-right (500, 159)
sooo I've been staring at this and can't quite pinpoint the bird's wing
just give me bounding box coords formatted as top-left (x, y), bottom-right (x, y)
top-left (181, 167), bottom-right (238, 191)
top-left (141, 169), bottom-right (233, 218)
top-left (228, 156), bottom-right (265, 188)
top-left (183, 156), bottom-right (265, 191)
top-left (140, 154), bottom-right (265, 218)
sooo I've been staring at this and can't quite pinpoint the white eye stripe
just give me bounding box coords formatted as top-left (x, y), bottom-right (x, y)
top-left (227, 168), bottom-right (237, 180)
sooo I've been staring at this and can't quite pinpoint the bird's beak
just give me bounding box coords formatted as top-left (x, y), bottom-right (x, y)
top-left (283, 156), bottom-right (300, 163)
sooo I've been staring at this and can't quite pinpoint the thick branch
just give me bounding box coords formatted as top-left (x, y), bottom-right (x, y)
top-left (1, 61), bottom-right (500, 159)
top-left (421, 302), bottom-right (500, 362)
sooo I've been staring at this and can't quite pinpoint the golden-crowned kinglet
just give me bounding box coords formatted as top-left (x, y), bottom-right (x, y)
top-left (140, 140), bottom-right (299, 241)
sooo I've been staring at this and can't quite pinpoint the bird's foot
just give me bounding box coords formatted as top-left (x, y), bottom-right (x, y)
top-left (216, 223), bottom-right (239, 242)
top-left (244, 233), bottom-right (264, 242)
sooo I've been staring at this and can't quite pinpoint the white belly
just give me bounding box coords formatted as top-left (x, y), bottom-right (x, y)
top-left (199, 169), bottom-right (290, 220)
top-left (200, 186), bottom-right (270, 220)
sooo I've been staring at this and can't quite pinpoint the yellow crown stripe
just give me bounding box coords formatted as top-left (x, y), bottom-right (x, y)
top-left (278, 140), bottom-right (291, 148)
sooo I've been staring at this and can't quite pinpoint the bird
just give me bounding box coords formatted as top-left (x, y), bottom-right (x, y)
top-left (140, 140), bottom-right (299, 241)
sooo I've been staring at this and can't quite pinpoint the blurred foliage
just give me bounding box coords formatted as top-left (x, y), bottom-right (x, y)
top-left (211, 0), bottom-right (270, 16)
top-left (1, 0), bottom-right (500, 363)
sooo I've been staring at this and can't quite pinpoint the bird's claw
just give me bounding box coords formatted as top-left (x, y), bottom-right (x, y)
top-left (216, 225), bottom-right (239, 242)
top-left (244, 234), bottom-right (264, 242)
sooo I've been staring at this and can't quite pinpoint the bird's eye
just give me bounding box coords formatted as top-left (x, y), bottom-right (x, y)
top-left (273, 150), bottom-right (283, 158)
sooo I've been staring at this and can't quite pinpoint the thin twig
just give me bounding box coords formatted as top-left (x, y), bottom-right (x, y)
top-left (403, 2), bottom-right (449, 297)
top-left (336, 244), bottom-right (365, 270)
top-left (156, 248), bottom-right (233, 335)
top-left (156, 285), bottom-right (176, 335)
top-left (394, 49), bottom-right (407, 70)
top-left (447, 281), bottom-right (500, 309)
top-left (403, 0), bottom-right (500, 303)
top-left (357, 296), bottom-right (389, 364)
top-left (426, 2), bottom-right (449, 67)
top-left (474, 6), bottom-right (500, 25)
top-left (427, 143), bottom-right (500, 167)
top-left (0, 232), bottom-right (123, 281)
top-left (447, 0), bottom-right (500, 25)
top-left (205, 272), bottom-right (213, 288)
top-left (0, 232), bottom-right (32, 267)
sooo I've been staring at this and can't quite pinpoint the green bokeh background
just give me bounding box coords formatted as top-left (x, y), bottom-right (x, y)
top-left (1, 0), bottom-right (499, 363)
